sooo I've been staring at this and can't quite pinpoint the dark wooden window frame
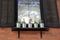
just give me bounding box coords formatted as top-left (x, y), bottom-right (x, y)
top-left (14, 0), bottom-right (48, 28)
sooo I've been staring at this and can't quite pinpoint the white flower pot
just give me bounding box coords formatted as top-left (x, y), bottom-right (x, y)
top-left (16, 23), bottom-right (20, 28)
top-left (28, 24), bottom-right (32, 28)
top-left (34, 23), bottom-right (38, 28)
top-left (40, 23), bottom-right (44, 28)
top-left (22, 23), bottom-right (26, 28)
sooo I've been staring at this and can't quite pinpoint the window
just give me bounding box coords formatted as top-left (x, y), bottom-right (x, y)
top-left (14, 0), bottom-right (59, 28)
top-left (15, 0), bottom-right (46, 28)
top-left (0, 0), bottom-right (59, 28)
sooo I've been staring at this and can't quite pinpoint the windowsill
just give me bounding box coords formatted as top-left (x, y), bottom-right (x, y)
top-left (12, 27), bottom-right (48, 31)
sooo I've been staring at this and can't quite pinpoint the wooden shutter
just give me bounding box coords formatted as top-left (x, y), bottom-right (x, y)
top-left (0, 0), bottom-right (15, 27)
top-left (43, 0), bottom-right (59, 27)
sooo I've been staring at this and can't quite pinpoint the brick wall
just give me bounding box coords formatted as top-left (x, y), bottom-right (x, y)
top-left (0, 28), bottom-right (60, 40)
top-left (0, 0), bottom-right (60, 40)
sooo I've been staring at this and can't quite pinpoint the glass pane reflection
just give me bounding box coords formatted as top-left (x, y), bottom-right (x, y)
top-left (18, 0), bottom-right (41, 24)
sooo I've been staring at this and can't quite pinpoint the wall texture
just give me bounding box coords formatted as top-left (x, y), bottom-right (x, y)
top-left (0, 0), bottom-right (60, 40)
top-left (0, 28), bottom-right (60, 40)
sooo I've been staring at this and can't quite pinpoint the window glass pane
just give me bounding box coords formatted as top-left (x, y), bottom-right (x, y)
top-left (18, 0), bottom-right (41, 24)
